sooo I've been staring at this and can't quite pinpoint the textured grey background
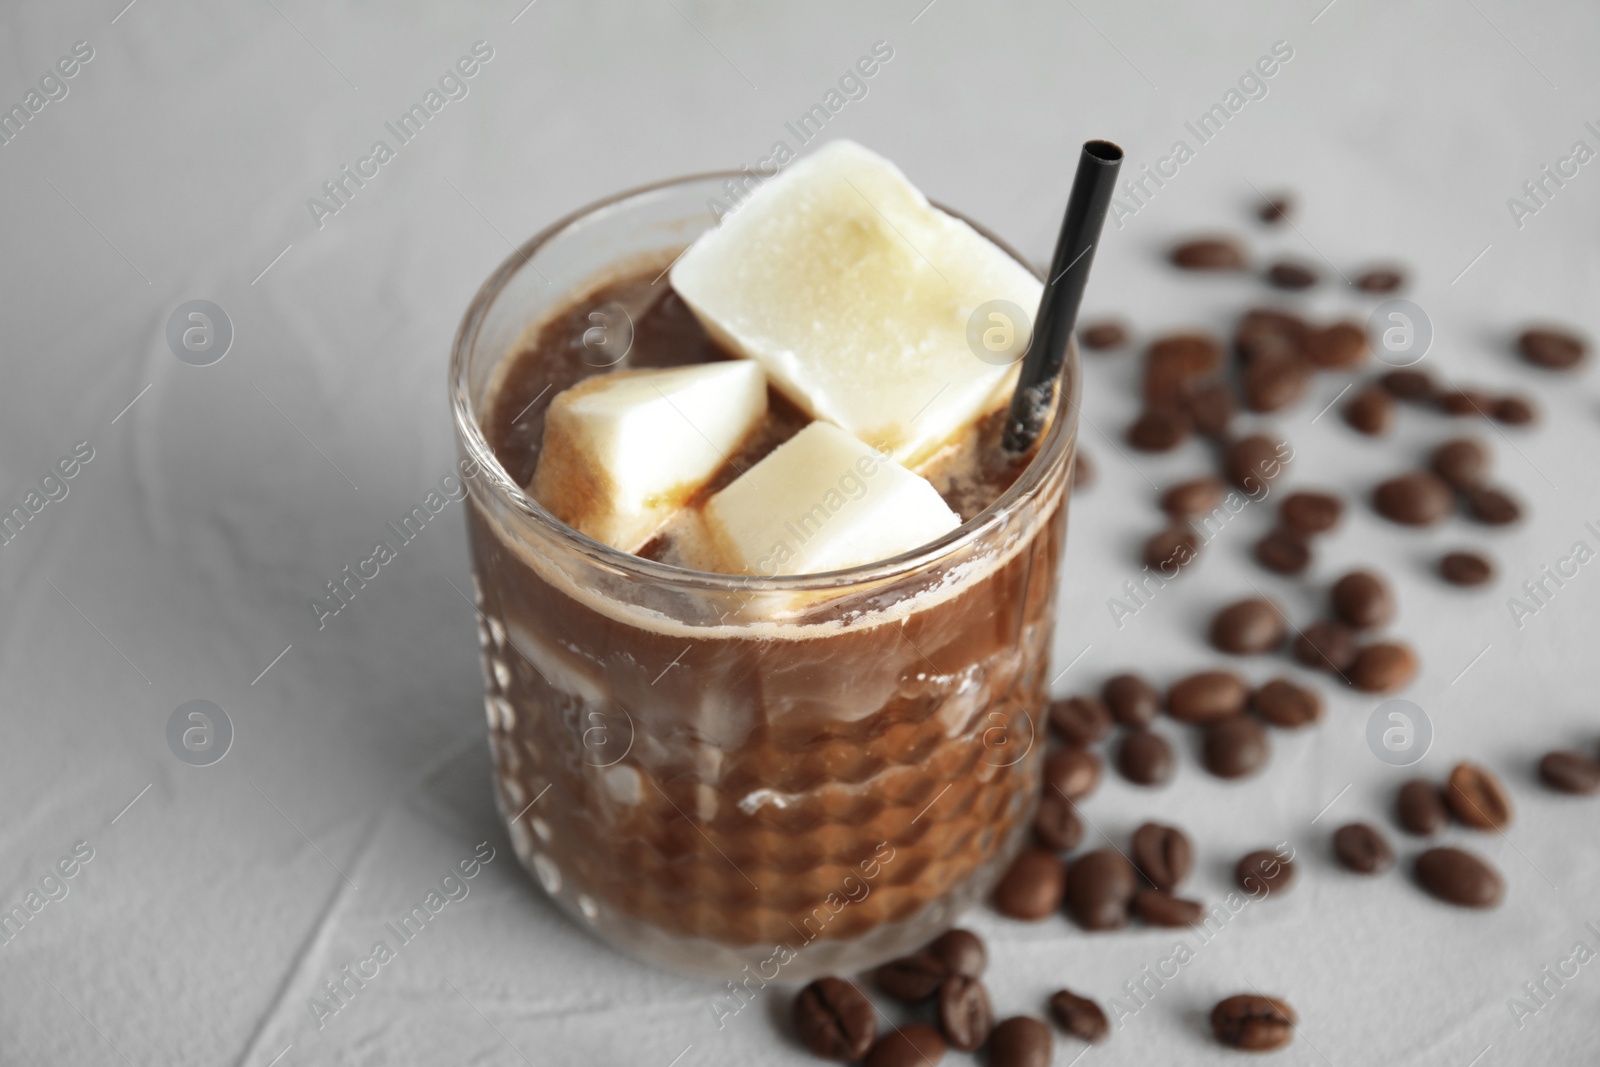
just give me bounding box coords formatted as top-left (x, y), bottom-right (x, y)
top-left (2, 1), bottom-right (1598, 1064)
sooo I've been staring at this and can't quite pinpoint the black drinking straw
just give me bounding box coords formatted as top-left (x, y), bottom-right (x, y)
top-left (1002, 139), bottom-right (1124, 453)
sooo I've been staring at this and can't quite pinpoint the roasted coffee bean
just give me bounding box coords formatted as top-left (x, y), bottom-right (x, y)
top-left (1266, 261), bottom-right (1318, 290)
top-left (1379, 368), bottom-right (1437, 403)
top-left (1184, 379), bottom-right (1237, 438)
top-left (1045, 746), bottom-right (1102, 800)
top-left (1072, 449), bottom-right (1094, 491)
top-left (1033, 791), bottom-right (1084, 851)
top-left (1446, 762), bottom-right (1513, 830)
top-left (1344, 385), bottom-right (1395, 435)
top-left (1116, 729), bottom-right (1175, 786)
top-left (993, 849), bottom-right (1065, 920)
top-left (1348, 641), bottom-right (1418, 692)
top-left (1251, 677), bottom-right (1323, 728)
top-left (865, 1024), bottom-right (946, 1067)
top-left (1079, 320), bottom-right (1128, 351)
top-left (1127, 406), bottom-right (1192, 452)
top-left (1210, 596), bottom-right (1288, 654)
top-left (1243, 352), bottom-right (1311, 412)
top-left (1048, 696), bottom-right (1112, 745)
top-left (936, 974), bottom-right (992, 1052)
top-left (1048, 989), bottom-right (1109, 1044)
top-left (1235, 308), bottom-right (1308, 364)
top-left (988, 1016), bottom-right (1053, 1067)
top-left (1494, 394), bottom-right (1538, 425)
top-left (1224, 433), bottom-right (1289, 494)
top-left (1168, 670), bottom-right (1248, 723)
top-left (794, 977), bottom-right (876, 1061)
top-left (1280, 490), bottom-right (1343, 535)
top-left (1429, 437), bottom-right (1491, 489)
top-left (927, 928), bottom-right (986, 977)
top-left (1331, 570), bottom-right (1395, 630)
top-left (875, 952), bottom-right (948, 1002)
top-left (1464, 486), bottom-right (1521, 525)
top-left (1211, 994), bottom-right (1296, 1051)
top-left (1438, 388), bottom-right (1494, 417)
top-left (1257, 194), bottom-right (1292, 224)
top-left (1539, 751), bottom-right (1600, 795)
top-left (1354, 266), bottom-right (1405, 293)
top-left (1162, 476), bottom-right (1227, 520)
top-left (1294, 619), bottom-right (1359, 673)
top-left (1439, 550), bottom-right (1494, 586)
top-left (1373, 471), bottom-right (1455, 526)
top-left (1305, 321), bottom-right (1369, 369)
top-left (1064, 849), bottom-right (1137, 930)
top-left (1235, 848), bottom-right (1296, 896)
top-left (1397, 779), bottom-right (1448, 836)
top-left (1144, 524), bottom-right (1200, 574)
top-left (1131, 887), bottom-right (1204, 926)
top-left (1415, 847), bottom-right (1504, 908)
top-left (1103, 672), bottom-right (1162, 728)
top-left (1131, 822), bottom-right (1193, 890)
top-left (1145, 333), bottom-right (1224, 404)
top-left (1204, 715), bottom-right (1270, 779)
top-left (1253, 527), bottom-right (1311, 575)
top-left (1333, 822), bottom-right (1395, 874)
top-left (1518, 326), bottom-right (1588, 370)
top-left (1171, 237), bottom-right (1247, 271)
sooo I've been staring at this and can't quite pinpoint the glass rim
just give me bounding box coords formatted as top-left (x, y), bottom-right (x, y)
top-left (449, 168), bottom-right (1077, 594)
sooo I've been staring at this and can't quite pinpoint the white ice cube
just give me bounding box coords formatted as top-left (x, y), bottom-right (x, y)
top-left (671, 139), bottom-right (1043, 468)
top-left (530, 361), bottom-right (767, 552)
top-left (704, 421), bottom-right (960, 576)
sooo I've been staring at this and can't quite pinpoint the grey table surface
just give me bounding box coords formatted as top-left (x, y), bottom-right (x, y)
top-left (3, 1), bottom-right (1599, 1064)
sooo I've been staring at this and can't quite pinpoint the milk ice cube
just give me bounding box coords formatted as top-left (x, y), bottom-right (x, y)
top-left (670, 139), bottom-right (1043, 468)
top-left (704, 420), bottom-right (960, 576)
top-left (531, 361), bottom-right (766, 552)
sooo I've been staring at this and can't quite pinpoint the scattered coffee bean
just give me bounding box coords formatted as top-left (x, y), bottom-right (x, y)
top-left (1397, 779), bottom-right (1448, 836)
top-left (1373, 471), bottom-right (1455, 526)
top-left (1203, 715), bottom-right (1270, 779)
top-left (794, 977), bottom-right (876, 1061)
top-left (1034, 791), bottom-right (1084, 851)
top-left (1251, 677), bottom-right (1323, 728)
top-left (1145, 333), bottom-right (1224, 403)
top-left (1236, 848), bottom-right (1296, 895)
top-left (1344, 385), bottom-right (1395, 435)
top-left (988, 1016), bottom-right (1053, 1067)
top-left (1438, 388), bottom-right (1493, 417)
top-left (1415, 846), bottom-right (1504, 909)
top-left (1210, 597), bottom-right (1288, 654)
top-left (1048, 989), bottom-right (1109, 1044)
top-left (1131, 822), bottom-right (1193, 891)
top-left (1429, 437), bottom-right (1491, 489)
top-left (1079, 319), bottom-right (1128, 351)
top-left (1439, 550), bottom-right (1494, 586)
top-left (1127, 406), bottom-right (1192, 452)
top-left (1354, 266), bottom-right (1405, 293)
top-left (1211, 994), bottom-right (1296, 1052)
top-left (1280, 490), bottom-right (1343, 535)
top-left (936, 974), bottom-right (992, 1052)
top-left (1333, 822), bottom-right (1395, 874)
top-left (865, 1023), bottom-right (946, 1067)
top-left (1294, 619), bottom-right (1359, 673)
top-left (1072, 449), bottom-right (1094, 491)
top-left (1162, 476), bottom-right (1226, 520)
top-left (1253, 527), bottom-right (1311, 575)
top-left (1257, 195), bottom-right (1292, 224)
top-left (1243, 352), bottom-right (1310, 412)
top-left (1266, 261), bottom-right (1318, 289)
top-left (1064, 850), bottom-right (1137, 930)
top-left (1305, 321), bottom-right (1369, 369)
top-left (1131, 887), bottom-right (1204, 926)
top-left (1224, 433), bottom-right (1289, 494)
top-left (1464, 485), bottom-right (1521, 525)
top-left (1235, 308), bottom-right (1308, 364)
top-left (1446, 762), bottom-right (1513, 830)
top-left (1379, 368), bottom-right (1437, 403)
top-left (1348, 641), bottom-right (1418, 692)
top-left (1539, 751), bottom-right (1600, 795)
top-left (1168, 670), bottom-right (1249, 723)
top-left (1171, 237), bottom-right (1247, 271)
top-left (1518, 326), bottom-right (1588, 370)
top-left (994, 849), bottom-right (1066, 920)
top-left (1116, 729), bottom-right (1175, 786)
top-left (875, 952), bottom-right (948, 1002)
top-left (1103, 672), bottom-right (1162, 728)
top-left (1048, 695), bottom-right (1112, 745)
top-left (1331, 570), bottom-right (1395, 630)
top-left (1144, 524), bottom-right (1201, 574)
top-left (1494, 394), bottom-right (1538, 425)
top-left (927, 928), bottom-right (986, 978)
top-left (1045, 746), bottom-right (1102, 801)
top-left (1184, 379), bottom-right (1237, 437)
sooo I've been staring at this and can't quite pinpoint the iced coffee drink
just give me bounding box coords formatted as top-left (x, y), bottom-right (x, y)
top-left (451, 142), bottom-right (1079, 979)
